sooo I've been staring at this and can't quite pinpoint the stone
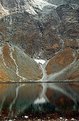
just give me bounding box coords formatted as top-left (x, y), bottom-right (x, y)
top-left (0, 43), bottom-right (42, 115)
top-left (0, 0), bottom-right (79, 117)
top-left (45, 48), bottom-right (79, 111)
top-left (46, 48), bottom-right (75, 75)
top-left (0, 3), bottom-right (9, 18)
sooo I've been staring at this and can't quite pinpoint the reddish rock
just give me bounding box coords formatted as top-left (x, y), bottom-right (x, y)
top-left (46, 48), bottom-right (74, 75)
top-left (0, 43), bottom-right (43, 115)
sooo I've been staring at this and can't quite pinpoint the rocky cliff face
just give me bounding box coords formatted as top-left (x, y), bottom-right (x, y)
top-left (0, 0), bottom-right (60, 59)
top-left (0, 0), bottom-right (79, 118)
top-left (0, 3), bottom-right (9, 18)
top-left (0, 0), bottom-right (79, 59)
top-left (0, 43), bottom-right (79, 117)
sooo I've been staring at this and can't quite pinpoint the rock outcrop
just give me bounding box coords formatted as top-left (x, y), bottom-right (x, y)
top-left (56, 4), bottom-right (79, 50)
top-left (0, 3), bottom-right (9, 18)
top-left (0, 43), bottom-right (42, 115)
top-left (45, 48), bottom-right (79, 111)
top-left (0, 0), bottom-right (79, 118)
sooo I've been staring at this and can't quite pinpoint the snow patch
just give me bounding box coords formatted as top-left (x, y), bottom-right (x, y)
top-left (34, 59), bottom-right (46, 64)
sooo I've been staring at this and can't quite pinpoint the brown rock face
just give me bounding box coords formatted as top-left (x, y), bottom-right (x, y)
top-left (41, 16), bottom-right (61, 59)
top-left (56, 4), bottom-right (79, 51)
top-left (45, 48), bottom-right (79, 111)
top-left (0, 3), bottom-right (61, 59)
top-left (0, 43), bottom-right (43, 115)
top-left (2, 44), bottom-right (16, 70)
top-left (0, 0), bottom-right (79, 117)
top-left (46, 48), bottom-right (74, 75)
top-left (0, 12), bottom-right (43, 58)
top-left (1, 43), bottom-right (42, 81)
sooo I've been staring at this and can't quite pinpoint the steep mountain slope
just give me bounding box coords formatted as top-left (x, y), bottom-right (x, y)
top-left (0, 0), bottom-right (79, 118)
top-left (0, 43), bottom-right (42, 115)
top-left (0, 43), bottom-right (79, 116)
